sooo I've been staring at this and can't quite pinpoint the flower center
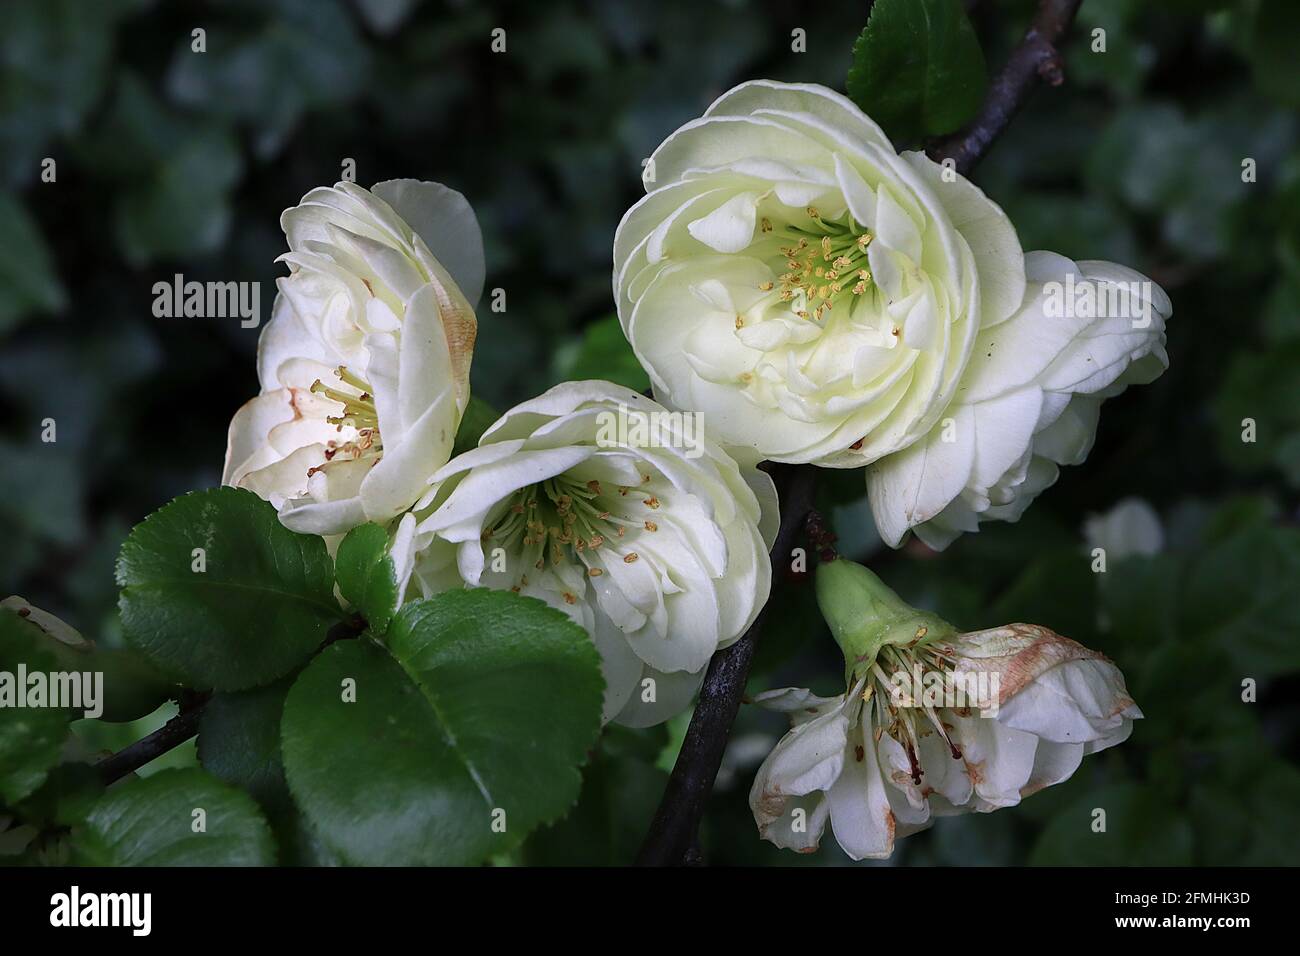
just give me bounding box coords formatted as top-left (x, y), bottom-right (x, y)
top-left (760, 207), bottom-right (876, 322)
top-left (484, 473), bottom-right (663, 595)
top-left (859, 638), bottom-right (964, 785)
top-left (309, 366), bottom-right (382, 464)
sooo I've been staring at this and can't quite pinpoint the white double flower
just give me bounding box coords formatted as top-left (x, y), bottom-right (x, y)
top-left (393, 381), bottom-right (777, 726)
top-left (224, 180), bottom-right (481, 535)
top-left (615, 80), bottom-right (1171, 548)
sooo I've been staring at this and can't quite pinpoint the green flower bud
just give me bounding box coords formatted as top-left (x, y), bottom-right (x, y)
top-left (814, 559), bottom-right (955, 680)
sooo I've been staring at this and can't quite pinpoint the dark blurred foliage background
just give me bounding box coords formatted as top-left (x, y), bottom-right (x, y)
top-left (2, 0), bottom-right (1298, 865)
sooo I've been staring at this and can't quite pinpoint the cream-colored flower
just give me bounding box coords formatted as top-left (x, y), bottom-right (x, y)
top-left (615, 79), bottom-right (1027, 467)
top-left (615, 81), bottom-right (1170, 548)
top-left (868, 254), bottom-right (1171, 549)
top-left (223, 180), bottom-right (480, 535)
top-left (395, 381), bottom-right (777, 726)
top-left (750, 623), bottom-right (1140, 859)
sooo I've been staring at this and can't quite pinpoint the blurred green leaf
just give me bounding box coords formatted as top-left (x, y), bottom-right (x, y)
top-left (166, 0), bottom-right (370, 158)
top-left (0, 0), bottom-right (132, 185)
top-left (991, 549), bottom-right (1098, 642)
top-left (1182, 524), bottom-right (1300, 678)
top-left (0, 192), bottom-right (66, 330)
top-left (1068, 0), bottom-right (1156, 99)
top-left (1086, 99), bottom-right (1291, 261)
top-left (0, 442), bottom-right (85, 551)
top-left (846, 0), bottom-right (986, 143)
top-left (1249, 0), bottom-right (1300, 107)
top-left (81, 75), bottom-right (242, 265)
top-left (452, 395), bottom-right (501, 456)
top-left (1212, 343), bottom-right (1300, 479)
top-left (998, 193), bottom-right (1137, 265)
top-left (1198, 494), bottom-right (1279, 545)
top-left (12, 762), bottom-right (104, 829)
top-left (559, 315), bottom-right (651, 393)
top-left (1098, 553), bottom-right (1182, 647)
top-left (524, 731), bottom-right (668, 865)
top-left (1030, 782), bottom-right (1193, 865)
top-left (1262, 275), bottom-right (1300, 345)
top-left (0, 608), bottom-right (72, 804)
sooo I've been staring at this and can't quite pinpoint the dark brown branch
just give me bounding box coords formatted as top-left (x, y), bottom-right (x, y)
top-left (928, 0), bottom-right (1084, 176)
top-left (96, 692), bottom-right (209, 785)
top-left (635, 463), bottom-right (817, 866)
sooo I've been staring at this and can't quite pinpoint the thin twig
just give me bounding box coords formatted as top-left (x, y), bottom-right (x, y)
top-left (928, 0), bottom-right (1084, 176)
top-left (635, 464), bottom-right (817, 866)
top-left (95, 693), bottom-right (209, 785)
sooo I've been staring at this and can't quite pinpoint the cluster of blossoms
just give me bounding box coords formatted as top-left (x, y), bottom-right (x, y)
top-left (225, 181), bottom-right (775, 727)
top-left (615, 80), bottom-right (1170, 548)
top-left (225, 80), bottom-right (1165, 855)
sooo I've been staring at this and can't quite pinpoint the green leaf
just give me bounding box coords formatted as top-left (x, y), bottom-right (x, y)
top-left (1191, 760), bottom-right (1300, 865)
top-left (524, 731), bottom-right (668, 866)
top-left (73, 767), bottom-right (275, 866)
top-left (165, 0), bottom-right (370, 158)
top-left (1084, 101), bottom-right (1275, 262)
top-left (452, 395), bottom-right (501, 456)
top-left (91, 648), bottom-right (177, 724)
top-left (0, 192), bottom-right (66, 332)
top-left (0, 0), bottom-right (127, 185)
top-left (116, 487), bottom-right (342, 692)
top-left (198, 681), bottom-right (293, 812)
top-left (1212, 343), bottom-right (1300, 476)
top-left (1250, 0), bottom-right (1300, 107)
top-left (0, 608), bottom-right (71, 804)
top-left (197, 679), bottom-right (343, 865)
top-left (1030, 782), bottom-right (1193, 866)
top-left (12, 762), bottom-right (104, 828)
top-left (846, 0), bottom-right (987, 143)
top-left (334, 524), bottom-right (399, 635)
top-left (1181, 525), bottom-right (1300, 678)
top-left (560, 315), bottom-right (651, 393)
top-left (80, 75), bottom-right (242, 265)
top-left (281, 590), bottom-right (604, 865)
top-left (990, 549), bottom-right (1098, 644)
top-left (1098, 553), bottom-right (1182, 648)
top-left (1200, 495), bottom-right (1278, 545)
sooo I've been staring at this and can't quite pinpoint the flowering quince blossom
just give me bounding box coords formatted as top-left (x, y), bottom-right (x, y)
top-left (390, 381), bottom-right (777, 726)
top-left (223, 180), bottom-right (481, 535)
top-left (614, 80), bottom-right (1171, 548)
top-left (749, 559), bottom-right (1140, 859)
